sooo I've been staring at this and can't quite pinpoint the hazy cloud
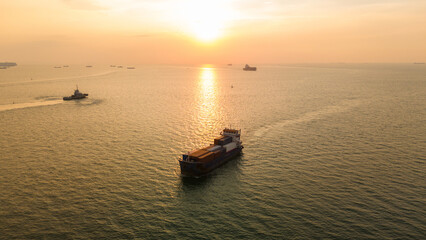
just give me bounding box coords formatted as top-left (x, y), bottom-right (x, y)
top-left (61, 0), bottom-right (106, 10)
top-left (132, 34), bottom-right (153, 38)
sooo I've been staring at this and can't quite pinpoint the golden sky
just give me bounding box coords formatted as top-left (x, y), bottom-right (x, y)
top-left (1, 0), bottom-right (425, 64)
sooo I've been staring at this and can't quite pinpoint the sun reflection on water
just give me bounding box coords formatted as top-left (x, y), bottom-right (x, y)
top-left (196, 67), bottom-right (219, 143)
top-left (200, 67), bottom-right (215, 95)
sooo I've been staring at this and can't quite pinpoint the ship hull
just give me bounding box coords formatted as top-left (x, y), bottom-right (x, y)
top-left (63, 94), bottom-right (88, 101)
top-left (243, 67), bottom-right (257, 71)
top-left (179, 147), bottom-right (242, 177)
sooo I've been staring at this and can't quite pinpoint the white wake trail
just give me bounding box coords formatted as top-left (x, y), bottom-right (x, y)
top-left (0, 100), bottom-right (63, 112)
top-left (253, 99), bottom-right (364, 138)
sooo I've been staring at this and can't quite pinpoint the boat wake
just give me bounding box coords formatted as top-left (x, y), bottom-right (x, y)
top-left (0, 99), bottom-right (63, 112)
top-left (71, 99), bottom-right (103, 106)
top-left (252, 99), bottom-right (364, 139)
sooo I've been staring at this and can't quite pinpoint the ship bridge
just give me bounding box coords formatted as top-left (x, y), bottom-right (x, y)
top-left (222, 128), bottom-right (241, 137)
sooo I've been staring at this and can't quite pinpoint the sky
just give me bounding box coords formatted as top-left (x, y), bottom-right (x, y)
top-left (0, 0), bottom-right (425, 64)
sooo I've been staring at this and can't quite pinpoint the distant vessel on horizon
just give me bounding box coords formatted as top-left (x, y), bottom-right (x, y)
top-left (63, 86), bottom-right (88, 101)
top-left (243, 64), bottom-right (257, 71)
top-left (127, 67), bottom-right (135, 69)
top-left (86, 65), bottom-right (93, 68)
top-left (0, 62), bottom-right (17, 68)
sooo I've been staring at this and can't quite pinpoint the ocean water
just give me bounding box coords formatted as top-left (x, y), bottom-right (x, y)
top-left (0, 64), bottom-right (425, 239)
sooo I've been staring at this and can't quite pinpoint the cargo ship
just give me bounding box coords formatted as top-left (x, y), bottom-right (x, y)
top-left (179, 128), bottom-right (243, 177)
top-left (243, 64), bottom-right (257, 71)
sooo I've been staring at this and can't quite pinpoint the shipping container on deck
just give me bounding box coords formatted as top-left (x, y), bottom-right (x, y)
top-left (197, 152), bottom-right (215, 162)
top-left (213, 149), bottom-right (224, 158)
top-left (190, 149), bottom-right (209, 158)
top-left (208, 145), bottom-right (222, 152)
top-left (223, 137), bottom-right (232, 145)
top-left (223, 142), bottom-right (237, 152)
top-left (214, 136), bottom-right (232, 145)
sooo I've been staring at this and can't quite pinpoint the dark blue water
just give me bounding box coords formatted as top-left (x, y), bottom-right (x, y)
top-left (0, 64), bottom-right (425, 239)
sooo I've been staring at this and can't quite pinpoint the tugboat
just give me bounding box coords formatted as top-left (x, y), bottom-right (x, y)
top-left (179, 128), bottom-right (243, 177)
top-left (243, 64), bottom-right (257, 71)
top-left (63, 86), bottom-right (88, 100)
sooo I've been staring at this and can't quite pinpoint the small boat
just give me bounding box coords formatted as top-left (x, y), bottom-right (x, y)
top-left (243, 64), bottom-right (256, 71)
top-left (54, 66), bottom-right (62, 68)
top-left (86, 65), bottom-right (92, 68)
top-left (63, 86), bottom-right (88, 101)
top-left (228, 64), bottom-right (232, 66)
top-left (63, 65), bottom-right (69, 67)
top-left (110, 65), bottom-right (116, 67)
top-left (127, 67), bottom-right (135, 69)
top-left (231, 85), bottom-right (234, 88)
top-left (117, 66), bottom-right (123, 68)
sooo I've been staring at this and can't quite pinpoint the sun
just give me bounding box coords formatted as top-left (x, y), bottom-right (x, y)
top-left (179, 0), bottom-right (235, 42)
top-left (192, 21), bottom-right (221, 42)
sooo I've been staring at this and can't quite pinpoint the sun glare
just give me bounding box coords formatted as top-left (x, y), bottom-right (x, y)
top-left (179, 0), bottom-right (235, 42)
top-left (201, 67), bottom-right (215, 86)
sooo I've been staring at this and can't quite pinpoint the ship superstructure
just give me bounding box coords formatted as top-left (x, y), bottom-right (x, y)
top-left (179, 128), bottom-right (243, 177)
